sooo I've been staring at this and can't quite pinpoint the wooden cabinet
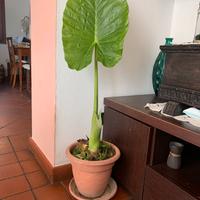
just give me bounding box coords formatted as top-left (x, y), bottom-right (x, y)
top-left (103, 95), bottom-right (200, 200)
top-left (103, 107), bottom-right (151, 200)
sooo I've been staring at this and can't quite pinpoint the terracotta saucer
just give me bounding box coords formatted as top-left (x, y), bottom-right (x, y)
top-left (69, 178), bottom-right (117, 200)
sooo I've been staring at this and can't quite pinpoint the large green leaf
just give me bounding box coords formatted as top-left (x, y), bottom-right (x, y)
top-left (62, 0), bottom-right (129, 71)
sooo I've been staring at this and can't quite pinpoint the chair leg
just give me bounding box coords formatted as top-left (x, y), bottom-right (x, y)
top-left (9, 69), bottom-right (13, 85)
top-left (12, 68), bottom-right (17, 88)
top-left (19, 67), bottom-right (23, 92)
top-left (9, 66), bottom-right (14, 85)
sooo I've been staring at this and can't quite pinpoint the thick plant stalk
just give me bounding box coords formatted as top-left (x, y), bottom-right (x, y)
top-left (93, 46), bottom-right (98, 117)
top-left (89, 46), bottom-right (102, 153)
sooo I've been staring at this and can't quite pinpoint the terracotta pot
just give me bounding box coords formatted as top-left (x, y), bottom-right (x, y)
top-left (66, 142), bottom-right (120, 198)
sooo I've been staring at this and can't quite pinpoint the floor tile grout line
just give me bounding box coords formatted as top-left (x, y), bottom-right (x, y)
top-left (0, 162), bottom-right (18, 167)
top-left (0, 159), bottom-right (33, 168)
top-left (60, 181), bottom-right (74, 199)
top-left (0, 173), bottom-right (25, 182)
top-left (0, 148), bottom-right (31, 155)
top-left (0, 169), bottom-right (42, 183)
top-left (8, 137), bottom-right (53, 199)
top-left (1, 140), bottom-right (53, 199)
top-left (7, 136), bottom-right (38, 200)
top-left (0, 167), bottom-right (49, 199)
top-left (0, 147), bottom-right (40, 173)
top-left (0, 152), bottom-right (14, 156)
top-left (25, 180), bottom-right (50, 190)
top-left (0, 136), bottom-right (31, 143)
top-left (0, 133), bottom-right (30, 140)
top-left (0, 150), bottom-right (35, 193)
top-left (0, 138), bottom-right (31, 199)
top-left (0, 119), bottom-right (19, 130)
top-left (0, 150), bottom-right (34, 167)
top-left (1, 190), bottom-right (33, 200)
top-left (0, 158), bottom-right (35, 167)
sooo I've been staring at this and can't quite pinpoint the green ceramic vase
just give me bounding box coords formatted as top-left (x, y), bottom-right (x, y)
top-left (152, 38), bottom-right (173, 95)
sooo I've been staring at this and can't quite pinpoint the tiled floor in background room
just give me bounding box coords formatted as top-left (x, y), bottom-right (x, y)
top-left (0, 84), bottom-right (131, 200)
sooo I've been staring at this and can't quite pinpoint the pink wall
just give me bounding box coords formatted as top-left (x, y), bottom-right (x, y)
top-left (31, 0), bottom-right (57, 165)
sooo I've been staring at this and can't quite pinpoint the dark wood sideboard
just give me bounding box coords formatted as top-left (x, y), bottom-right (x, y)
top-left (103, 95), bottom-right (200, 200)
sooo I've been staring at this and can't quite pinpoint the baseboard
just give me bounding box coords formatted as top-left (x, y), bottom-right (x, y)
top-left (29, 138), bottom-right (73, 183)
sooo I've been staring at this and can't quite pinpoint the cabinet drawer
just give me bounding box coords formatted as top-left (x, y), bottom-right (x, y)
top-left (144, 167), bottom-right (196, 200)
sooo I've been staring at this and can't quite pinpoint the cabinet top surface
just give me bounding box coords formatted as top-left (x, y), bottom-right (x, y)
top-left (104, 95), bottom-right (200, 147)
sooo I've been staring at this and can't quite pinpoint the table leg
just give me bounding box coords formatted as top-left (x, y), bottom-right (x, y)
top-left (18, 51), bottom-right (23, 92)
top-left (26, 70), bottom-right (30, 91)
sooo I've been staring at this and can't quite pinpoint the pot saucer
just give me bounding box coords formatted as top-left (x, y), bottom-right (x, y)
top-left (69, 178), bottom-right (117, 200)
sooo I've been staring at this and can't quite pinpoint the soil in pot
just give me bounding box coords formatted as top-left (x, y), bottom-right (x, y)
top-left (72, 139), bottom-right (116, 161)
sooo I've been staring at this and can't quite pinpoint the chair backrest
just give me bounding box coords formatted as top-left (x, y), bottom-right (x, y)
top-left (6, 37), bottom-right (16, 65)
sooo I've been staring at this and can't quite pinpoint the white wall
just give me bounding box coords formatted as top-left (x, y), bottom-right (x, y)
top-left (0, 0), bottom-right (30, 70)
top-left (55, 0), bottom-right (175, 165)
top-left (171, 0), bottom-right (199, 43)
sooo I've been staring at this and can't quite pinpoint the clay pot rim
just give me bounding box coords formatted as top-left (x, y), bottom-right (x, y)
top-left (66, 141), bottom-right (120, 166)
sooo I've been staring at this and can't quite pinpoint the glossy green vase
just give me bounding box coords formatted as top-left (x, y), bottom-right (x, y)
top-left (152, 38), bottom-right (173, 95)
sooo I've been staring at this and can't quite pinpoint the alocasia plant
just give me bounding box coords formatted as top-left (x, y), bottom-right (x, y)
top-left (62, 0), bottom-right (129, 154)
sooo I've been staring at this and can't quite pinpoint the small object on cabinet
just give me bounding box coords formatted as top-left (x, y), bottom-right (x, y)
top-left (162, 101), bottom-right (187, 116)
top-left (167, 141), bottom-right (184, 170)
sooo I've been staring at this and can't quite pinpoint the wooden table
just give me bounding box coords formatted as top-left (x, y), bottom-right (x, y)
top-left (14, 45), bottom-right (31, 92)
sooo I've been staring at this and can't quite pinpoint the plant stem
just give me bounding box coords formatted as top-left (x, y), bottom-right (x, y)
top-left (88, 46), bottom-right (101, 153)
top-left (94, 46), bottom-right (98, 116)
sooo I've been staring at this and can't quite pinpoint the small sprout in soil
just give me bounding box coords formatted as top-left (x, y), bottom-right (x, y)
top-left (72, 139), bottom-right (115, 161)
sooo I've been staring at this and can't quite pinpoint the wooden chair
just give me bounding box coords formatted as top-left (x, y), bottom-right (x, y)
top-left (6, 37), bottom-right (31, 91)
top-left (6, 37), bottom-right (18, 86)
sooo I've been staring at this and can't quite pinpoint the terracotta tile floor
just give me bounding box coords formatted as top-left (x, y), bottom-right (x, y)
top-left (0, 84), bottom-right (132, 200)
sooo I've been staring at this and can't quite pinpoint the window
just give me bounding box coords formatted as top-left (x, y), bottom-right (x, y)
top-left (0, 0), bottom-right (6, 44)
